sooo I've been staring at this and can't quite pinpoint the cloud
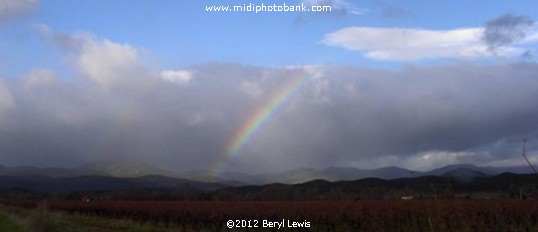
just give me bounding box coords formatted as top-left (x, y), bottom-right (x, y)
top-left (0, 78), bottom-right (13, 116)
top-left (76, 39), bottom-right (143, 88)
top-left (19, 68), bottom-right (56, 89)
top-left (1, 54), bottom-right (538, 173)
top-left (161, 70), bottom-right (194, 85)
top-left (35, 24), bottom-right (85, 51)
top-left (521, 50), bottom-right (534, 61)
top-left (482, 13), bottom-right (535, 53)
top-left (2, 26), bottom-right (538, 173)
top-left (0, 0), bottom-right (38, 23)
top-left (321, 27), bottom-right (501, 60)
top-left (37, 25), bottom-right (146, 89)
top-left (322, 14), bottom-right (538, 61)
top-left (239, 80), bottom-right (263, 98)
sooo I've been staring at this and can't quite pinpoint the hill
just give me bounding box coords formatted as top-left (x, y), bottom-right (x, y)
top-left (213, 172), bottom-right (538, 200)
top-left (0, 175), bottom-right (228, 194)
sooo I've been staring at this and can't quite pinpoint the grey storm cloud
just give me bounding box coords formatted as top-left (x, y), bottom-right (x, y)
top-left (1, 27), bottom-right (538, 173)
top-left (0, 0), bottom-right (38, 23)
top-left (521, 50), bottom-right (534, 61)
top-left (483, 13), bottom-right (535, 53)
top-left (1, 61), bottom-right (538, 173)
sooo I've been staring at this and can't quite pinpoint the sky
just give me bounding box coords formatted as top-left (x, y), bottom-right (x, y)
top-left (0, 0), bottom-right (537, 174)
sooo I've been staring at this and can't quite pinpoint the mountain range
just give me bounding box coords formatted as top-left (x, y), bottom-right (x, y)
top-left (213, 172), bottom-right (538, 201)
top-left (0, 161), bottom-right (534, 185)
top-left (0, 175), bottom-right (228, 194)
top-left (220, 163), bottom-right (535, 185)
top-left (0, 161), bottom-right (536, 200)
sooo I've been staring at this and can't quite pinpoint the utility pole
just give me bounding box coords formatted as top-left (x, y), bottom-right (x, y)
top-left (521, 134), bottom-right (537, 174)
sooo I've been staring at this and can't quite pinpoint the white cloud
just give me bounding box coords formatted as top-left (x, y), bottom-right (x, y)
top-left (37, 25), bottom-right (145, 88)
top-left (35, 24), bottom-right (85, 51)
top-left (285, 65), bottom-right (325, 79)
top-left (20, 68), bottom-right (56, 89)
top-left (239, 80), bottom-right (263, 98)
top-left (77, 39), bottom-right (141, 88)
top-left (410, 150), bottom-right (478, 171)
top-left (321, 27), bottom-right (523, 61)
top-left (161, 70), bottom-right (194, 85)
top-left (520, 30), bottom-right (538, 43)
top-left (0, 0), bottom-right (38, 23)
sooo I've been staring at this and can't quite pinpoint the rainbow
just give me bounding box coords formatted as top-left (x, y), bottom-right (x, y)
top-left (211, 68), bottom-right (318, 175)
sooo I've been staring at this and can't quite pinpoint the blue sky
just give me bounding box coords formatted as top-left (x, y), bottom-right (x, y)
top-left (0, 0), bottom-right (538, 172)
top-left (2, 0), bottom-right (537, 78)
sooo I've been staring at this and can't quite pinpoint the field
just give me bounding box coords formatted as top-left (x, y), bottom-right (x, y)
top-left (1, 199), bottom-right (537, 231)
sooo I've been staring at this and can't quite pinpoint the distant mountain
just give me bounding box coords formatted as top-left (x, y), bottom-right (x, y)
top-left (77, 161), bottom-right (178, 178)
top-left (482, 165), bottom-right (536, 174)
top-left (220, 166), bottom-right (424, 185)
top-left (258, 168), bottom-right (340, 184)
top-left (0, 161), bottom-right (170, 178)
top-left (176, 170), bottom-right (236, 183)
top-left (219, 171), bottom-right (261, 185)
top-left (0, 168), bottom-right (536, 200)
top-left (0, 161), bottom-right (239, 186)
top-left (78, 161), bottom-right (240, 184)
top-left (441, 167), bottom-right (491, 183)
top-left (217, 164), bottom-right (532, 185)
top-left (224, 165), bottom-right (487, 185)
top-left (371, 166), bottom-right (424, 179)
top-left (221, 168), bottom-right (339, 185)
top-left (324, 166), bottom-right (423, 180)
top-left (214, 173), bottom-right (538, 201)
top-left (425, 164), bottom-right (496, 176)
top-left (1, 161), bottom-right (535, 186)
top-left (0, 175), bottom-right (228, 193)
